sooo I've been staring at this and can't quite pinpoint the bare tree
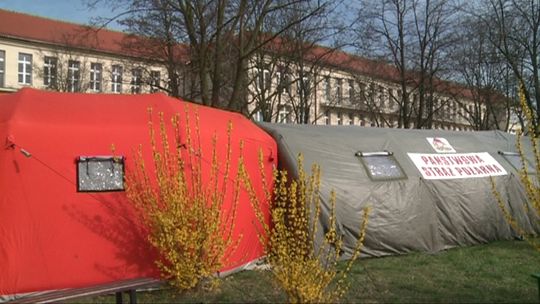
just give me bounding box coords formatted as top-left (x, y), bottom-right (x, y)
top-left (246, 0), bottom-right (348, 124)
top-left (472, 0), bottom-right (540, 134)
top-left (355, 0), bottom-right (414, 128)
top-left (114, 1), bottom-right (187, 97)
top-left (410, 0), bottom-right (458, 129)
top-left (89, 0), bottom-right (330, 114)
top-left (353, 0), bottom-right (458, 129)
top-left (448, 14), bottom-right (517, 131)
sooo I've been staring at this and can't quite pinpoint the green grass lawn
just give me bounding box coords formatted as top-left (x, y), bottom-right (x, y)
top-left (80, 239), bottom-right (540, 303)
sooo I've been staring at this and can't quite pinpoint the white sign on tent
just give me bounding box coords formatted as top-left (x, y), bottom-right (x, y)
top-left (426, 137), bottom-right (456, 153)
top-left (408, 152), bottom-right (507, 180)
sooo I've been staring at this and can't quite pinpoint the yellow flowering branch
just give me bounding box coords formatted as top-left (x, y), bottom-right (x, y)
top-left (240, 152), bottom-right (370, 303)
top-left (126, 107), bottom-right (241, 290)
top-left (491, 83), bottom-right (540, 252)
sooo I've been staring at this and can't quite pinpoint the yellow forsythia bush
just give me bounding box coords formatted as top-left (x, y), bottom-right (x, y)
top-left (240, 153), bottom-right (370, 303)
top-left (491, 83), bottom-right (540, 251)
top-left (126, 108), bottom-right (240, 290)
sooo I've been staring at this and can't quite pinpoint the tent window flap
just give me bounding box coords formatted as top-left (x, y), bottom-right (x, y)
top-left (77, 156), bottom-right (125, 192)
top-left (498, 151), bottom-right (536, 174)
top-left (356, 151), bottom-right (406, 181)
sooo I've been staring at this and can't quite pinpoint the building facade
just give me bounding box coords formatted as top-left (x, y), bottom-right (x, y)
top-left (0, 9), bottom-right (503, 132)
top-left (247, 46), bottom-right (494, 131)
top-left (0, 9), bottom-right (166, 95)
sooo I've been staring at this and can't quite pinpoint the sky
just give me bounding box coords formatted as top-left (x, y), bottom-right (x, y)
top-left (0, 0), bottom-right (124, 30)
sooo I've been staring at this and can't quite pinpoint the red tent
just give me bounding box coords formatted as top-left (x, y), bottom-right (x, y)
top-left (0, 88), bottom-right (276, 298)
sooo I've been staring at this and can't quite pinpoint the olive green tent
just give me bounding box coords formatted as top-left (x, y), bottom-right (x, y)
top-left (260, 123), bottom-right (540, 257)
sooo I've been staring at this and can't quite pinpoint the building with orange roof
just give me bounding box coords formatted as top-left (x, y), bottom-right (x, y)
top-left (247, 37), bottom-right (504, 131)
top-left (0, 8), bottom-right (507, 131)
top-left (0, 9), bottom-right (175, 95)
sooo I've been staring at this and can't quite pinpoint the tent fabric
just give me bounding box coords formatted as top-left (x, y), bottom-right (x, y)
top-left (259, 123), bottom-right (540, 258)
top-left (0, 88), bottom-right (276, 298)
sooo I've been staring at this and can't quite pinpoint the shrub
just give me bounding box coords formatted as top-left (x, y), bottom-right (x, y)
top-left (240, 153), bottom-right (370, 303)
top-left (125, 108), bottom-right (240, 290)
top-left (491, 84), bottom-right (540, 252)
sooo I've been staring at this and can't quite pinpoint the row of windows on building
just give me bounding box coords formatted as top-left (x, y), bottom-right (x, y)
top-left (256, 69), bottom-right (311, 98)
top-left (256, 68), bottom-right (485, 123)
top-left (0, 50), bottom-right (161, 94)
top-left (256, 68), bottom-right (394, 104)
top-left (260, 105), bottom-right (472, 131)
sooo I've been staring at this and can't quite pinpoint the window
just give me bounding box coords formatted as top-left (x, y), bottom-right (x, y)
top-left (18, 53), bottom-right (32, 85)
top-left (43, 56), bottom-right (57, 88)
top-left (258, 68), bottom-right (271, 91)
top-left (278, 73), bottom-right (291, 95)
top-left (379, 86), bottom-right (386, 108)
top-left (337, 112), bottom-right (343, 125)
top-left (434, 99), bottom-right (440, 118)
top-left (254, 111), bottom-right (263, 122)
top-left (111, 65), bottom-right (123, 93)
top-left (150, 70), bottom-right (160, 92)
top-left (131, 68), bottom-right (142, 94)
top-left (324, 76), bottom-right (331, 102)
top-left (324, 110), bottom-right (330, 125)
top-left (297, 74), bottom-right (311, 99)
top-left (348, 79), bottom-right (355, 102)
top-left (348, 113), bottom-right (354, 125)
top-left (442, 102), bottom-right (449, 119)
top-left (77, 156), bottom-right (125, 192)
top-left (359, 82), bottom-right (367, 100)
top-left (336, 78), bottom-right (343, 104)
top-left (0, 50), bottom-right (5, 87)
top-left (498, 151), bottom-right (536, 174)
top-left (355, 151), bottom-right (407, 181)
top-left (278, 106), bottom-right (290, 124)
top-left (90, 62), bottom-right (102, 92)
top-left (298, 108), bottom-right (309, 123)
top-left (67, 60), bottom-right (80, 92)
